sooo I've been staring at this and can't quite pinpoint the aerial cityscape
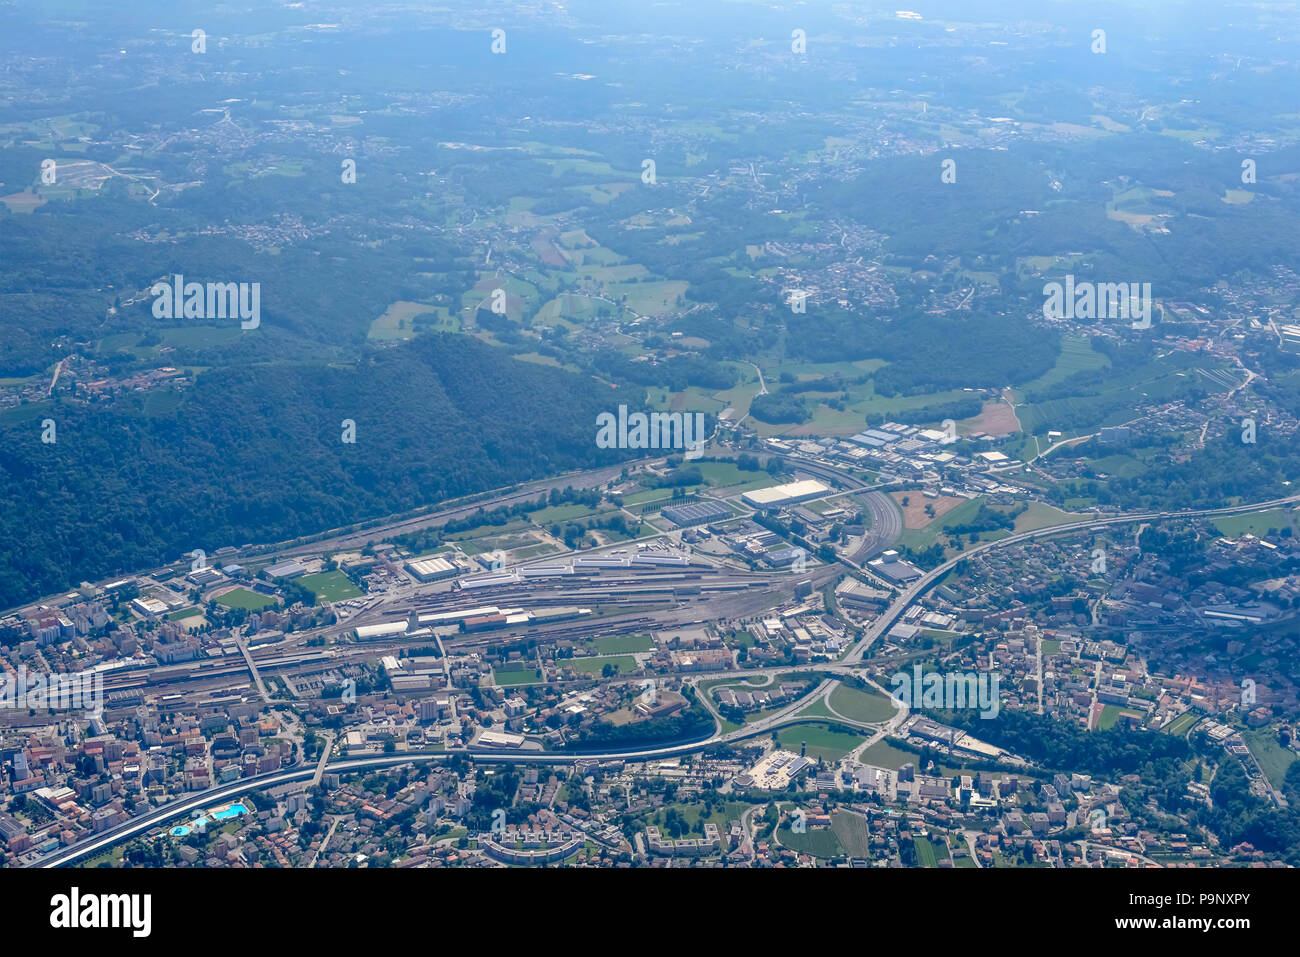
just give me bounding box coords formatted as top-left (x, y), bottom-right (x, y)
top-left (0, 0), bottom-right (1294, 924)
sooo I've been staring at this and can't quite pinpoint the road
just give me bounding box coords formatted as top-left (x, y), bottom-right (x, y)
top-left (33, 739), bottom-right (781, 868)
top-left (309, 816), bottom-right (340, 868)
top-left (843, 492), bottom-right (1300, 664)
top-left (1085, 660), bottom-right (1104, 730)
top-left (28, 453), bottom-right (1299, 867)
top-left (234, 634), bottom-right (271, 703)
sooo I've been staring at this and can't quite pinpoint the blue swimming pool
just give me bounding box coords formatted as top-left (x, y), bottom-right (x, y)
top-left (210, 801), bottom-right (250, 821)
top-left (170, 801), bottom-right (250, 839)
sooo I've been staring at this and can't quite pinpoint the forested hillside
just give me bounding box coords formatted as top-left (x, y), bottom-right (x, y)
top-left (0, 334), bottom-right (632, 606)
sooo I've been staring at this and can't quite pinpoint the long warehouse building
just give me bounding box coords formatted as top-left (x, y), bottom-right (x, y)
top-left (741, 479), bottom-right (831, 510)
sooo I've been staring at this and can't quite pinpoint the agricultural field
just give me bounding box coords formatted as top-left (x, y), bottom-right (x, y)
top-left (778, 823), bottom-right (843, 859)
top-left (1009, 502), bottom-right (1096, 532)
top-left (1212, 509), bottom-right (1299, 539)
top-left (891, 492), bottom-right (968, 530)
top-left (1012, 336), bottom-right (1109, 397)
top-left (898, 496), bottom-right (984, 551)
top-left (527, 502), bottom-right (607, 524)
top-left (1015, 351), bottom-right (1212, 437)
top-left (366, 301), bottom-right (459, 341)
top-left (830, 810), bottom-right (870, 858)
top-left (686, 461), bottom-right (776, 492)
top-left (913, 836), bottom-right (950, 868)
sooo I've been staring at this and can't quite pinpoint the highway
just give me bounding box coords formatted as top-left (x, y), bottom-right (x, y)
top-left (35, 738), bottom-right (751, 868)
top-left (22, 447), bottom-right (1300, 868)
top-left (843, 491), bottom-right (1300, 663)
top-left (36, 669), bottom-right (905, 869)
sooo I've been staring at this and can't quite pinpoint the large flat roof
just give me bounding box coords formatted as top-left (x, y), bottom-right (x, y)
top-left (742, 479), bottom-right (830, 506)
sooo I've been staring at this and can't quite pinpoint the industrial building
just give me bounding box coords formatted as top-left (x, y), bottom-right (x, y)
top-left (868, 550), bottom-right (923, 584)
top-left (661, 499), bottom-right (731, 527)
top-left (186, 567), bottom-right (224, 587)
top-left (519, 564), bottom-right (575, 578)
top-left (405, 555), bottom-right (460, 583)
top-left (477, 729), bottom-right (526, 748)
top-left (354, 621), bottom-right (409, 642)
top-left (741, 479), bottom-right (830, 510)
top-left (264, 559), bottom-right (307, 580)
top-left (351, 621), bottom-right (405, 642)
top-left (130, 597), bottom-right (169, 618)
top-left (458, 572), bottom-right (522, 589)
top-left (763, 546), bottom-right (807, 569)
top-left (848, 429), bottom-right (897, 448)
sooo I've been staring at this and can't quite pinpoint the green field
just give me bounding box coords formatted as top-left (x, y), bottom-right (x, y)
top-left (620, 487), bottom-right (679, 507)
top-left (729, 629), bottom-right (756, 648)
top-left (528, 503), bottom-right (606, 524)
top-left (1013, 336), bottom-right (1109, 396)
top-left (1011, 502), bottom-right (1094, 532)
top-left (493, 665), bottom-right (543, 687)
top-left (830, 810), bottom-right (870, 858)
top-left (858, 740), bottom-right (917, 770)
top-left (587, 634), bottom-right (654, 655)
top-left (167, 606), bottom-right (201, 621)
top-left (1212, 509), bottom-right (1299, 539)
top-left (215, 587), bottom-right (277, 611)
top-left (565, 654), bottom-right (638, 676)
top-left (774, 722), bottom-right (865, 761)
top-left (1243, 729), bottom-right (1298, 789)
top-left (1162, 710), bottom-right (1200, 737)
top-left (795, 697), bottom-right (837, 720)
top-left (913, 836), bottom-right (949, 868)
top-left (643, 799), bottom-right (753, 839)
top-left (1097, 703), bottom-right (1144, 730)
top-left (778, 824), bottom-right (843, 859)
top-left (898, 496), bottom-right (984, 552)
top-left (298, 571), bottom-right (363, 601)
top-left (444, 519), bottom-right (531, 542)
top-left (367, 300), bottom-right (457, 340)
top-left (828, 684), bottom-right (898, 723)
top-left (158, 325), bottom-right (242, 349)
top-left (687, 461), bottom-right (778, 492)
top-left (1016, 350), bottom-right (1209, 437)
